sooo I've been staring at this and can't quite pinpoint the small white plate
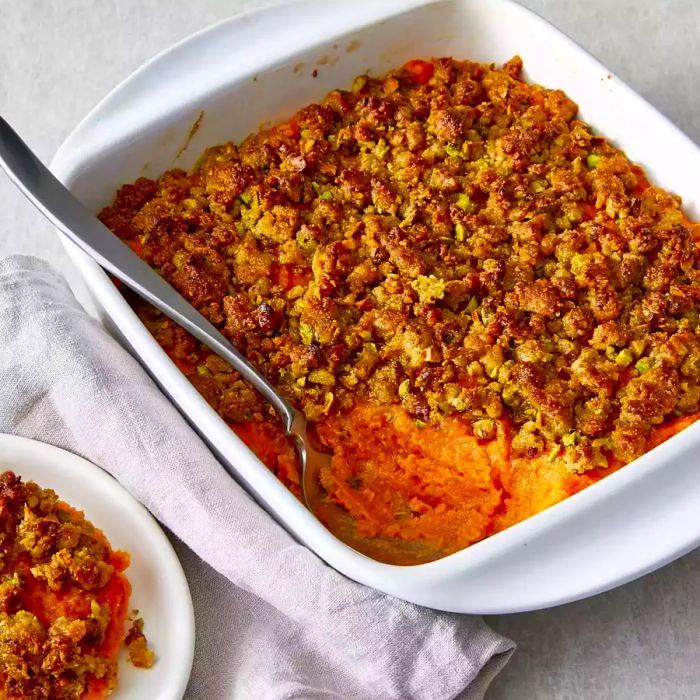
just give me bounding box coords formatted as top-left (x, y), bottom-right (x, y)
top-left (0, 433), bottom-right (194, 700)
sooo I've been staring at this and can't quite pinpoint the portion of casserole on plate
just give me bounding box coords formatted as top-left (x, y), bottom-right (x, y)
top-left (99, 57), bottom-right (700, 557)
top-left (0, 471), bottom-right (153, 699)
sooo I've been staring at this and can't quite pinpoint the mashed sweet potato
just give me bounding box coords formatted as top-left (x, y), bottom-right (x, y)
top-left (100, 56), bottom-right (700, 557)
top-left (0, 471), bottom-right (151, 699)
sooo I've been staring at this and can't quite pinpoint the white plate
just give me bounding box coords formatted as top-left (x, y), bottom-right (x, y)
top-left (0, 433), bottom-right (194, 700)
top-left (51, 0), bottom-right (700, 613)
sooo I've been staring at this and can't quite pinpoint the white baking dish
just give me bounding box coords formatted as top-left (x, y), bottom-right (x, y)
top-left (50, 0), bottom-right (700, 613)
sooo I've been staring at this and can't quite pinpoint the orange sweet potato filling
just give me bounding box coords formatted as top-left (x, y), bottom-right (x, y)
top-left (0, 473), bottom-right (132, 699)
top-left (236, 403), bottom-right (699, 556)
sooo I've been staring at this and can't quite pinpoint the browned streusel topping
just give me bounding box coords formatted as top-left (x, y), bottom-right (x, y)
top-left (0, 471), bottom-right (130, 699)
top-left (125, 616), bottom-right (154, 669)
top-left (99, 56), bottom-right (700, 470)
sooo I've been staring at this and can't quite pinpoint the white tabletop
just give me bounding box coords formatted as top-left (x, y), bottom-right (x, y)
top-left (1, 1), bottom-right (698, 698)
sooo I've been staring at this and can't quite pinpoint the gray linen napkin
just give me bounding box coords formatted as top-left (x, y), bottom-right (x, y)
top-left (0, 255), bottom-right (514, 700)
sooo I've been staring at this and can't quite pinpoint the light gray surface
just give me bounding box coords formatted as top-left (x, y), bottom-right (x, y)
top-left (1, 1), bottom-right (698, 698)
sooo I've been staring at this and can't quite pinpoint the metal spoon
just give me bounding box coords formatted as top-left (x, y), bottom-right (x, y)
top-left (0, 117), bottom-right (445, 565)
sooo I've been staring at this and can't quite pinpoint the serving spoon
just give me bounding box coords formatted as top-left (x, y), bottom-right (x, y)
top-left (0, 117), bottom-right (444, 565)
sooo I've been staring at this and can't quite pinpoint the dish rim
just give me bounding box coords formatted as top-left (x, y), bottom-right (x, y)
top-left (49, 0), bottom-right (700, 612)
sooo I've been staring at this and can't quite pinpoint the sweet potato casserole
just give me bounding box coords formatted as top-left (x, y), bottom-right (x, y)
top-left (0, 471), bottom-right (152, 699)
top-left (99, 57), bottom-right (700, 557)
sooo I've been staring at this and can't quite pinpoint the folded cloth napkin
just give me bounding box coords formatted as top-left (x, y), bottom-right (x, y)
top-left (0, 255), bottom-right (514, 700)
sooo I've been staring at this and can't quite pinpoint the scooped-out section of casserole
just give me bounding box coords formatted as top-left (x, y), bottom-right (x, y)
top-left (99, 56), bottom-right (700, 558)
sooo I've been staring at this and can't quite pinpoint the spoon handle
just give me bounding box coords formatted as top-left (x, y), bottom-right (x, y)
top-left (0, 116), bottom-right (297, 432)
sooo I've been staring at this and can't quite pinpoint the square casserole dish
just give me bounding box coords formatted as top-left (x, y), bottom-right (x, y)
top-left (51, 0), bottom-right (700, 613)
